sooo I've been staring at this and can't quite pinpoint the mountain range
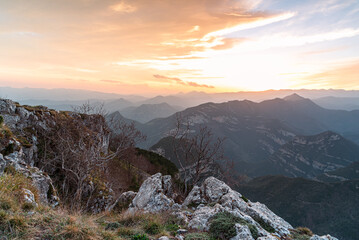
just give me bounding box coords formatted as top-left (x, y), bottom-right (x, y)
top-left (254, 131), bottom-right (359, 178)
top-left (3, 86), bottom-right (359, 112)
top-left (134, 94), bottom-right (359, 179)
top-left (119, 103), bottom-right (183, 123)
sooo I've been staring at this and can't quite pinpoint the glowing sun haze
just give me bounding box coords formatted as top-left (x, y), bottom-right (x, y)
top-left (0, 0), bottom-right (359, 95)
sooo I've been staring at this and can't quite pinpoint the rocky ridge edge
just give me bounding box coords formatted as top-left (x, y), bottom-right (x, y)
top-left (119, 173), bottom-right (338, 240)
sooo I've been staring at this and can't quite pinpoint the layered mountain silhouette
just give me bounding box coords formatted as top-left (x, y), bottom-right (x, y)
top-left (120, 102), bottom-right (182, 123)
top-left (138, 94), bottom-right (359, 177)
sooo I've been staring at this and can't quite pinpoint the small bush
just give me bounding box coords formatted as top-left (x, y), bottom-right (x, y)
top-left (209, 212), bottom-right (241, 240)
top-left (59, 223), bottom-right (95, 240)
top-left (185, 232), bottom-right (211, 240)
top-left (105, 222), bottom-right (121, 230)
top-left (1, 143), bottom-right (14, 156)
top-left (241, 196), bottom-right (248, 203)
top-left (0, 115), bottom-right (3, 125)
top-left (131, 233), bottom-right (149, 240)
top-left (117, 227), bottom-right (136, 237)
top-left (165, 223), bottom-right (180, 235)
top-left (209, 212), bottom-right (262, 240)
top-left (0, 210), bottom-right (7, 223)
top-left (289, 227), bottom-right (313, 240)
top-left (248, 224), bottom-right (259, 239)
top-left (0, 200), bottom-right (12, 210)
top-left (9, 215), bottom-right (26, 229)
top-left (22, 202), bottom-right (35, 211)
top-left (295, 227), bottom-right (313, 236)
top-left (144, 222), bottom-right (161, 235)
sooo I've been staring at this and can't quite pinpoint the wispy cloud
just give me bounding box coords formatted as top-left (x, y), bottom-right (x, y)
top-left (297, 60), bottom-right (359, 89)
top-left (100, 79), bottom-right (122, 84)
top-left (1, 0), bottom-right (359, 93)
top-left (203, 11), bottom-right (296, 40)
top-left (153, 74), bottom-right (214, 88)
top-left (110, 1), bottom-right (137, 13)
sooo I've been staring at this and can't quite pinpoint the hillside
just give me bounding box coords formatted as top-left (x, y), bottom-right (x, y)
top-left (317, 161), bottom-right (359, 182)
top-left (120, 103), bottom-right (182, 123)
top-left (141, 100), bottom-right (298, 168)
top-left (256, 131), bottom-right (359, 178)
top-left (141, 95), bottom-right (359, 176)
top-left (238, 176), bottom-right (359, 240)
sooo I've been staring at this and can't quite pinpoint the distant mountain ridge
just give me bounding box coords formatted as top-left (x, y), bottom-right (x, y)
top-left (120, 102), bottom-right (182, 123)
top-left (4, 86), bottom-right (359, 111)
top-left (138, 94), bottom-right (359, 179)
top-left (256, 131), bottom-right (359, 178)
top-left (313, 96), bottom-right (359, 110)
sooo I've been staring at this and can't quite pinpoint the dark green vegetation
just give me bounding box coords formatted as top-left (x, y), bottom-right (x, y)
top-left (209, 212), bottom-right (259, 240)
top-left (135, 148), bottom-right (178, 177)
top-left (238, 176), bottom-right (359, 240)
top-left (184, 232), bottom-right (211, 240)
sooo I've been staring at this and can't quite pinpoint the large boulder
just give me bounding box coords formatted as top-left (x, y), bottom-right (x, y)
top-left (183, 177), bottom-right (232, 207)
top-left (182, 176), bottom-right (293, 238)
top-left (107, 191), bottom-right (137, 212)
top-left (129, 173), bottom-right (175, 212)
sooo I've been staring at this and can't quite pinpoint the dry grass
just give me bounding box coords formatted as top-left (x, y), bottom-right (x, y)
top-left (0, 173), bottom-right (39, 211)
top-left (0, 173), bottom-right (185, 239)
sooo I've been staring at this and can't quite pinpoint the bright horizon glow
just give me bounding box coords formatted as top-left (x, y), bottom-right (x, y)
top-left (0, 0), bottom-right (359, 95)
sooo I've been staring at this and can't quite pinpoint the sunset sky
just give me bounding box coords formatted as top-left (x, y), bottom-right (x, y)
top-left (0, 0), bottom-right (359, 95)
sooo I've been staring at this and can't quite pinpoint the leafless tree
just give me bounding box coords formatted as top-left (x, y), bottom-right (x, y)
top-left (36, 103), bottom-right (145, 211)
top-left (72, 101), bottom-right (108, 116)
top-left (170, 113), bottom-right (225, 194)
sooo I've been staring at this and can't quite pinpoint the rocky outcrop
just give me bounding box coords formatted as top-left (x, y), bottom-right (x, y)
top-left (22, 188), bottom-right (38, 208)
top-left (0, 148), bottom-right (59, 207)
top-left (182, 177), bottom-right (292, 237)
top-left (129, 173), bottom-right (176, 212)
top-left (107, 191), bottom-right (137, 212)
top-left (126, 174), bottom-right (294, 239)
top-left (310, 235), bottom-right (339, 240)
top-left (0, 98), bottom-right (112, 210)
top-left (127, 173), bottom-right (338, 239)
top-left (0, 127), bottom-right (59, 207)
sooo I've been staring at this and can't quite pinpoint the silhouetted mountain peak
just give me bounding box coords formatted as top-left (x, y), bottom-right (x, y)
top-left (283, 93), bottom-right (306, 101)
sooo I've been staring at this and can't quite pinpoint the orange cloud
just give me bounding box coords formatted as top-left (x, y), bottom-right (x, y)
top-left (295, 61), bottom-right (359, 89)
top-left (110, 2), bottom-right (137, 13)
top-left (153, 74), bottom-right (214, 88)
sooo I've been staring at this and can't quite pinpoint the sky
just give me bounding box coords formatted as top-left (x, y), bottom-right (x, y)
top-left (0, 0), bottom-right (359, 96)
